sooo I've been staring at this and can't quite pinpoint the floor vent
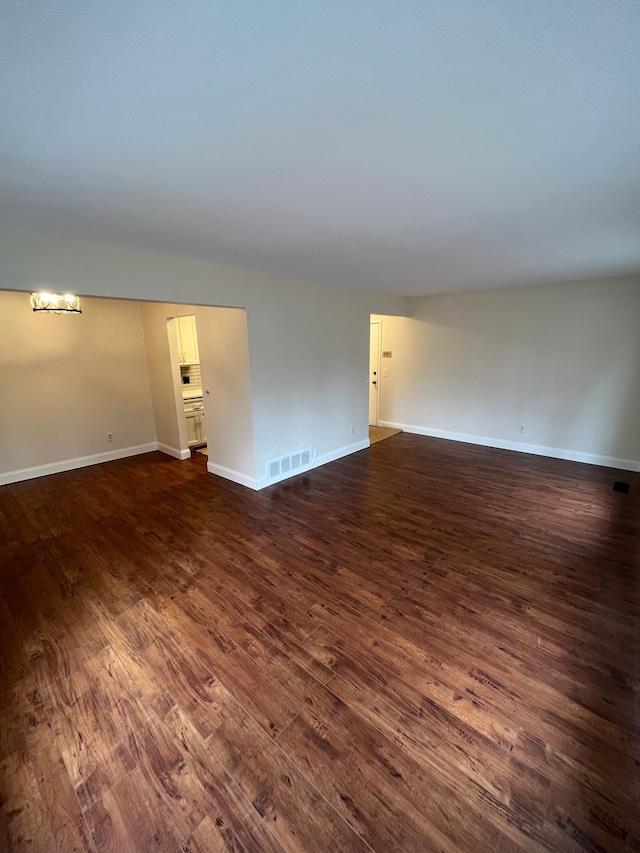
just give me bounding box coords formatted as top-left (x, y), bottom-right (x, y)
top-left (613, 481), bottom-right (630, 493)
top-left (267, 449), bottom-right (312, 479)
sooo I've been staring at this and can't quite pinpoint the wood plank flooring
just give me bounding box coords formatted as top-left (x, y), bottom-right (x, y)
top-left (1, 434), bottom-right (639, 852)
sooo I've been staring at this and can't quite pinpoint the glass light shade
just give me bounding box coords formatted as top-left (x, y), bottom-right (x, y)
top-left (30, 292), bottom-right (82, 313)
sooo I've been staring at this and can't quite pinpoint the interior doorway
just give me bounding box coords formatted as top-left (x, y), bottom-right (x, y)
top-left (368, 316), bottom-right (402, 446)
top-left (158, 304), bottom-right (256, 485)
top-left (369, 320), bottom-right (380, 426)
top-left (169, 314), bottom-right (208, 458)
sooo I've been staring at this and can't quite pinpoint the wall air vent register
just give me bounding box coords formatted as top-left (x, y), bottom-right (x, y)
top-left (267, 449), bottom-right (312, 479)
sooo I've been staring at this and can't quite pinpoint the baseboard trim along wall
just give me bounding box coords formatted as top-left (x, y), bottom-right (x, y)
top-left (0, 442), bottom-right (159, 487)
top-left (157, 443), bottom-right (191, 461)
top-left (206, 461), bottom-right (260, 490)
top-left (207, 439), bottom-right (371, 491)
top-left (380, 421), bottom-right (640, 473)
top-left (4, 428), bottom-right (635, 490)
top-left (256, 439), bottom-right (370, 489)
top-left (312, 439), bottom-right (371, 471)
top-left (0, 438), bottom-right (371, 490)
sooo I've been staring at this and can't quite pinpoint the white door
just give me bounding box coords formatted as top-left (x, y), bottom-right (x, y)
top-left (369, 321), bottom-right (380, 426)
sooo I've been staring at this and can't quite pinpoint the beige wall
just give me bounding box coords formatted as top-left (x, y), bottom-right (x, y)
top-left (8, 228), bottom-right (636, 484)
top-left (0, 227), bottom-right (408, 487)
top-left (374, 275), bottom-right (640, 468)
top-left (0, 292), bottom-right (157, 483)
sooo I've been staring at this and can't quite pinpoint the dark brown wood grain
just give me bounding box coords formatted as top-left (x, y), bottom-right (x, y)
top-left (1, 433), bottom-right (639, 852)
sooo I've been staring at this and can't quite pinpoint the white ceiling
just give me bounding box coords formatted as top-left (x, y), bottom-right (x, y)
top-left (1, 1), bottom-right (639, 296)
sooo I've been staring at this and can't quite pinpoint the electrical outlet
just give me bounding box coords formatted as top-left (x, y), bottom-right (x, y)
top-left (313, 448), bottom-right (318, 458)
top-left (107, 432), bottom-right (113, 442)
top-left (519, 424), bottom-right (525, 434)
top-left (349, 425), bottom-right (354, 436)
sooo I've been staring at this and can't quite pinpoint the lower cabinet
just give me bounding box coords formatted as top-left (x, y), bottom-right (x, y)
top-left (196, 412), bottom-right (207, 446)
top-left (185, 412), bottom-right (198, 447)
top-left (185, 411), bottom-right (207, 447)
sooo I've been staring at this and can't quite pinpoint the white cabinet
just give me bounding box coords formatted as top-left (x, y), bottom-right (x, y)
top-left (185, 410), bottom-right (207, 448)
top-left (185, 412), bottom-right (198, 447)
top-left (177, 315), bottom-right (200, 365)
top-left (196, 412), bottom-right (207, 444)
top-left (195, 412), bottom-right (207, 446)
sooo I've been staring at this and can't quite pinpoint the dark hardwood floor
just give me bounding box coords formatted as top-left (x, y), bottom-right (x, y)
top-left (1, 434), bottom-right (639, 852)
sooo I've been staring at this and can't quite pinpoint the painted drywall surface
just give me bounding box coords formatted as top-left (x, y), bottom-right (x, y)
top-left (141, 302), bottom-right (256, 480)
top-left (0, 292), bottom-right (156, 477)
top-left (195, 307), bottom-right (256, 480)
top-left (374, 277), bottom-right (640, 465)
top-left (0, 227), bottom-right (408, 317)
top-left (245, 277), bottom-right (374, 475)
top-left (0, 227), bottom-right (408, 480)
top-left (139, 306), bottom-right (184, 456)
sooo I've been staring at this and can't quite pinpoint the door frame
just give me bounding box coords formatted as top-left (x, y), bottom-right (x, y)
top-left (168, 313), bottom-right (208, 456)
top-left (369, 319), bottom-right (381, 427)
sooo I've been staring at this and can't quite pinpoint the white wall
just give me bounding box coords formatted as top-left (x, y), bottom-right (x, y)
top-left (140, 303), bottom-right (257, 485)
top-left (0, 292), bottom-right (157, 484)
top-left (374, 276), bottom-right (640, 470)
top-left (197, 307), bottom-right (256, 484)
top-left (2, 228), bottom-right (636, 485)
top-left (246, 279), bottom-right (378, 483)
top-left (0, 227), bottom-right (408, 487)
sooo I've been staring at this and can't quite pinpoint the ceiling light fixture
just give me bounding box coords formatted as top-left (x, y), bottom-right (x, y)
top-left (30, 291), bottom-right (82, 313)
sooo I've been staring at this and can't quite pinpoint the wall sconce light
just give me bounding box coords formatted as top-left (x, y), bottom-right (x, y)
top-left (30, 292), bottom-right (82, 313)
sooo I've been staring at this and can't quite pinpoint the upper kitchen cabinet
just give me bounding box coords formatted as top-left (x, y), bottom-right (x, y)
top-left (177, 315), bottom-right (200, 365)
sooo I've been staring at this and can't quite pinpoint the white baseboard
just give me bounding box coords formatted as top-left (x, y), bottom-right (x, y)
top-left (0, 438), bottom-right (372, 491)
top-left (157, 443), bottom-right (191, 461)
top-left (207, 461), bottom-right (260, 490)
top-left (0, 442), bottom-right (159, 487)
top-left (379, 421), bottom-right (640, 473)
top-left (253, 439), bottom-right (370, 490)
top-left (315, 439), bottom-right (371, 469)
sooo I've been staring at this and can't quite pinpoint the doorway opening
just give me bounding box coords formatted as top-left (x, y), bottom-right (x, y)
top-left (161, 305), bottom-right (256, 485)
top-left (168, 314), bottom-right (208, 462)
top-left (178, 315), bottom-right (208, 456)
top-left (369, 316), bottom-right (402, 445)
top-left (369, 319), bottom-right (380, 427)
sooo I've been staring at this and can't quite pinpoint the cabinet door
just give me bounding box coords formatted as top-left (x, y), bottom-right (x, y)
top-left (178, 316), bottom-right (200, 365)
top-left (195, 413), bottom-right (207, 445)
top-left (185, 413), bottom-right (198, 447)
